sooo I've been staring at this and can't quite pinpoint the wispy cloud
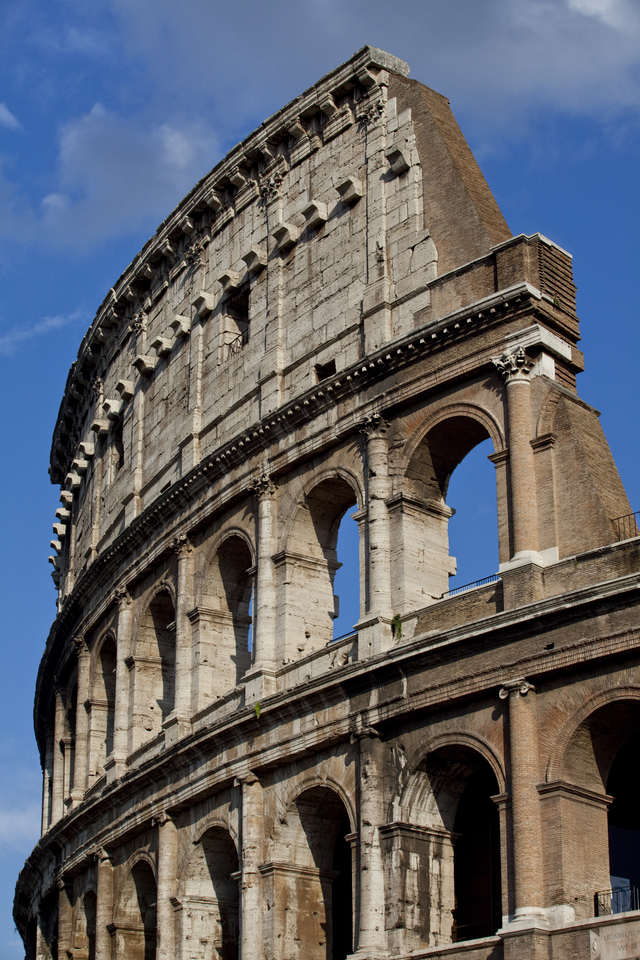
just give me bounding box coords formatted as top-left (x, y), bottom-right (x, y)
top-left (0, 307), bottom-right (86, 356)
top-left (0, 103), bottom-right (21, 131)
top-left (39, 103), bottom-right (218, 245)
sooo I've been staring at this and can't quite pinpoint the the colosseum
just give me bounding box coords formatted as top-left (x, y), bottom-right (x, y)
top-left (14, 45), bottom-right (640, 960)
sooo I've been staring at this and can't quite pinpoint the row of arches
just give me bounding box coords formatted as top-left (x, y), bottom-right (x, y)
top-left (49, 416), bottom-right (502, 798)
top-left (32, 691), bottom-right (640, 958)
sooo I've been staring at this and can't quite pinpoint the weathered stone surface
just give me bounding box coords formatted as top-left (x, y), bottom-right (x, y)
top-left (15, 46), bottom-right (640, 960)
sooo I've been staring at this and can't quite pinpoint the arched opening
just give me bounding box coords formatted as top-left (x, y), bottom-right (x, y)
top-left (180, 827), bottom-right (240, 960)
top-left (279, 477), bottom-right (359, 661)
top-left (270, 786), bottom-right (353, 960)
top-left (556, 698), bottom-right (640, 919)
top-left (395, 744), bottom-right (501, 949)
top-left (115, 860), bottom-right (157, 960)
top-left (74, 890), bottom-right (96, 960)
top-left (445, 438), bottom-right (498, 591)
top-left (200, 536), bottom-right (253, 697)
top-left (607, 729), bottom-right (640, 907)
top-left (332, 506), bottom-right (359, 640)
top-left (451, 763), bottom-right (501, 940)
top-left (88, 637), bottom-right (116, 781)
top-left (398, 416), bottom-right (497, 612)
top-left (131, 591), bottom-right (176, 751)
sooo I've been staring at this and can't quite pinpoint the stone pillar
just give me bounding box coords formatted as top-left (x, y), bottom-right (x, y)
top-left (50, 688), bottom-right (66, 826)
top-left (499, 678), bottom-right (545, 927)
top-left (492, 346), bottom-right (538, 562)
top-left (107, 587), bottom-right (132, 782)
top-left (358, 415), bottom-right (392, 657)
top-left (70, 638), bottom-right (90, 806)
top-left (245, 476), bottom-right (277, 701)
top-left (94, 846), bottom-right (114, 960)
top-left (57, 875), bottom-right (74, 958)
top-left (41, 728), bottom-right (54, 834)
top-left (154, 812), bottom-right (178, 959)
top-left (237, 773), bottom-right (264, 960)
top-left (354, 730), bottom-right (387, 958)
top-left (165, 534), bottom-right (194, 745)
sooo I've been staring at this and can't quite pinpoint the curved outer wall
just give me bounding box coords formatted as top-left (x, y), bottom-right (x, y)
top-left (15, 46), bottom-right (640, 960)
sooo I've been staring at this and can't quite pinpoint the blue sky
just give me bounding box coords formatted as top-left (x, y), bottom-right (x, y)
top-left (1, 0), bottom-right (640, 954)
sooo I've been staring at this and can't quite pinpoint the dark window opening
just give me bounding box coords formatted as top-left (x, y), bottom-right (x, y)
top-left (332, 814), bottom-right (353, 960)
top-left (225, 286), bottom-right (250, 357)
top-left (113, 417), bottom-right (124, 471)
top-left (608, 729), bottom-right (640, 891)
top-left (315, 359), bottom-right (336, 382)
top-left (452, 767), bottom-right (501, 941)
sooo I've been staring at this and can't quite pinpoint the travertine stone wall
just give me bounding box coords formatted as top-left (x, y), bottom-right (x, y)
top-left (18, 46), bottom-right (640, 960)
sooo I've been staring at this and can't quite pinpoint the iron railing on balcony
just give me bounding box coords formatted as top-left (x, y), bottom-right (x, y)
top-left (595, 885), bottom-right (640, 916)
top-left (612, 511), bottom-right (640, 542)
top-left (226, 328), bottom-right (249, 359)
top-left (440, 574), bottom-right (501, 600)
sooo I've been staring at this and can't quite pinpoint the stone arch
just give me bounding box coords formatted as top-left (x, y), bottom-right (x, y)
top-left (391, 738), bottom-right (502, 949)
top-left (87, 631), bottom-right (117, 782)
top-left (276, 774), bottom-right (356, 837)
top-left (130, 589), bottom-right (176, 752)
top-left (195, 530), bottom-right (255, 700)
top-left (276, 472), bottom-right (361, 662)
top-left (72, 882), bottom-right (97, 960)
top-left (398, 730), bottom-right (506, 813)
top-left (178, 825), bottom-right (240, 960)
top-left (114, 856), bottom-right (157, 960)
top-left (543, 689), bottom-right (640, 920)
top-left (269, 784), bottom-right (353, 960)
top-left (394, 405), bottom-right (503, 609)
top-left (402, 401), bottom-right (504, 470)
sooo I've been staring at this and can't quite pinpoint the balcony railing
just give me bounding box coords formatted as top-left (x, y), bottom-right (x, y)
top-left (595, 885), bottom-right (640, 916)
top-left (612, 511), bottom-right (640, 542)
top-left (440, 574), bottom-right (501, 600)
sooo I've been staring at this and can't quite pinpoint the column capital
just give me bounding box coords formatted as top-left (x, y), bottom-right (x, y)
top-left (251, 474), bottom-right (275, 500)
top-left (151, 810), bottom-right (172, 827)
top-left (360, 412), bottom-right (390, 439)
top-left (91, 844), bottom-right (111, 864)
top-left (492, 344), bottom-right (534, 383)
top-left (499, 677), bottom-right (535, 699)
top-left (234, 771), bottom-right (260, 787)
top-left (113, 585), bottom-right (132, 609)
top-left (71, 635), bottom-right (89, 659)
top-left (171, 532), bottom-right (193, 558)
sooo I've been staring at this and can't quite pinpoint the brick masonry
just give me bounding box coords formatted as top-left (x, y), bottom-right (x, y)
top-left (16, 46), bottom-right (640, 960)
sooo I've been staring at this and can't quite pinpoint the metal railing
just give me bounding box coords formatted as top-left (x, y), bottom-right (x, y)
top-left (226, 328), bottom-right (249, 359)
top-left (440, 574), bottom-right (501, 600)
top-left (595, 885), bottom-right (640, 916)
top-left (612, 511), bottom-right (640, 542)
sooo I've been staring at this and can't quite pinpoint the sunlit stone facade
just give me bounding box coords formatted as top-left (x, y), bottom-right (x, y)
top-left (15, 46), bottom-right (640, 960)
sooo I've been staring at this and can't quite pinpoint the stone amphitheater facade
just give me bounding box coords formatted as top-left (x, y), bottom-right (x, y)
top-left (15, 46), bottom-right (640, 960)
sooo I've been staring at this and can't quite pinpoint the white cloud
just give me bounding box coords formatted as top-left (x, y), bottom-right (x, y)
top-left (40, 102), bottom-right (218, 245)
top-left (0, 103), bottom-right (21, 131)
top-left (0, 307), bottom-right (86, 356)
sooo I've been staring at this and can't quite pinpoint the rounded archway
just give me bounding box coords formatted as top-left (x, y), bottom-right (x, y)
top-left (201, 535), bottom-right (254, 696)
top-left (279, 477), bottom-right (360, 660)
top-left (180, 826), bottom-right (240, 960)
top-left (554, 696), bottom-right (640, 918)
top-left (88, 636), bottom-right (116, 781)
top-left (398, 413), bottom-right (499, 610)
top-left (115, 859), bottom-right (157, 960)
top-left (131, 590), bottom-right (176, 751)
top-left (270, 785), bottom-right (353, 960)
top-left (397, 743), bottom-right (502, 948)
